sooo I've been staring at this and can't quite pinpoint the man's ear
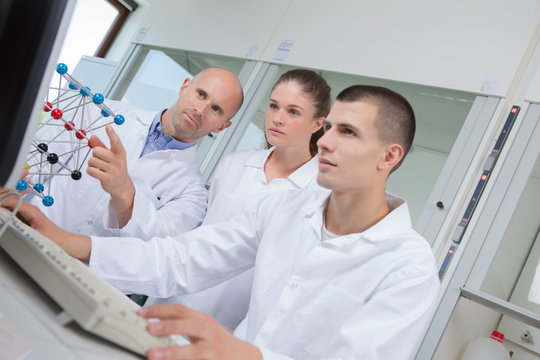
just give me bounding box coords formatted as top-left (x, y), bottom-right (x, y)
top-left (378, 143), bottom-right (404, 171)
top-left (178, 77), bottom-right (191, 96)
top-left (213, 120), bottom-right (232, 133)
top-left (312, 116), bottom-right (324, 133)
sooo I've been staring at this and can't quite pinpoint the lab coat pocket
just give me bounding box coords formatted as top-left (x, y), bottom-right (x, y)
top-left (297, 283), bottom-right (363, 357)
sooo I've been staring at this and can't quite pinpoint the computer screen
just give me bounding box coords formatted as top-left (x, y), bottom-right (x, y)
top-left (0, 0), bottom-right (74, 188)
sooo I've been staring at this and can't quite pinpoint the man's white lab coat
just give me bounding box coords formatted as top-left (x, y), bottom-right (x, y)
top-left (89, 190), bottom-right (440, 360)
top-left (28, 100), bottom-right (207, 239)
top-left (150, 148), bottom-right (330, 330)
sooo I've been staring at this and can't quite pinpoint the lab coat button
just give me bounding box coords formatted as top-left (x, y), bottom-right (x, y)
top-left (290, 282), bottom-right (298, 289)
top-left (87, 219), bottom-right (93, 225)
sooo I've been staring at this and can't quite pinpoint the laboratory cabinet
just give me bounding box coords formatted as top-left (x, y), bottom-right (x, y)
top-left (418, 103), bottom-right (540, 360)
top-left (134, 0), bottom-right (540, 97)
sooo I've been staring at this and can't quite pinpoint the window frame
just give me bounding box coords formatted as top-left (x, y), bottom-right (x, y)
top-left (95, 0), bottom-right (135, 58)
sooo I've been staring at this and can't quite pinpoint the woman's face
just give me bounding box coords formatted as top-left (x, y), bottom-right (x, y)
top-left (265, 81), bottom-right (323, 149)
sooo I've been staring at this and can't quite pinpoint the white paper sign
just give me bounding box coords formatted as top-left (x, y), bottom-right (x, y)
top-left (272, 40), bottom-right (295, 62)
top-left (134, 26), bottom-right (150, 42)
top-left (480, 73), bottom-right (501, 93)
top-left (245, 44), bottom-right (259, 59)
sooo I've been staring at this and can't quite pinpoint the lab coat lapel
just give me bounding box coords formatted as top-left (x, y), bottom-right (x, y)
top-left (118, 108), bottom-right (155, 161)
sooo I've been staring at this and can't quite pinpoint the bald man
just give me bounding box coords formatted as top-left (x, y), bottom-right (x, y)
top-left (27, 67), bottom-right (244, 240)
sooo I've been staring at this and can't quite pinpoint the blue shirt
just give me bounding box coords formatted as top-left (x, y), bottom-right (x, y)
top-left (140, 110), bottom-right (196, 157)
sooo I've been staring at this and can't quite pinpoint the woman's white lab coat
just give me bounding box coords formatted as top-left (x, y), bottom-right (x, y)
top-left (28, 100), bottom-right (207, 239)
top-left (150, 147), bottom-right (330, 330)
top-left (205, 147), bottom-right (328, 225)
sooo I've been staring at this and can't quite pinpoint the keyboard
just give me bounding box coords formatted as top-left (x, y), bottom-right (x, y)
top-left (0, 206), bottom-right (188, 356)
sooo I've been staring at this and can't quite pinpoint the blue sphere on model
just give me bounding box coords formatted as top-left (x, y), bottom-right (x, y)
top-left (114, 114), bottom-right (125, 125)
top-left (42, 196), bottom-right (54, 207)
top-left (56, 63), bottom-right (68, 74)
top-left (16, 179), bottom-right (28, 191)
top-left (80, 86), bottom-right (90, 97)
top-left (34, 183), bottom-right (45, 193)
top-left (93, 93), bottom-right (104, 105)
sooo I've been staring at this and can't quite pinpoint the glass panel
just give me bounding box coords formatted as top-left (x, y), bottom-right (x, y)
top-left (484, 156), bottom-right (540, 341)
top-left (230, 65), bottom-right (477, 224)
top-left (50, 0), bottom-right (118, 99)
top-left (482, 155), bottom-right (540, 300)
top-left (120, 50), bottom-right (192, 110)
top-left (234, 107), bottom-right (267, 151)
top-left (464, 153), bottom-right (540, 354)
top-left (117, 48), bottom-right (246, 111)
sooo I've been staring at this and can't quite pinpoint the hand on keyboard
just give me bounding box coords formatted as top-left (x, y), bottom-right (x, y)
top-left (0, 196), bottom-right (92, 262)
top-left (0, 206), bottom-right (189, 356)
top-left (137, 304), bottom-right (263, 360)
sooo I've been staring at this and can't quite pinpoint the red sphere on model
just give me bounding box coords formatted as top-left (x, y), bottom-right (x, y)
top-left (75, 129), bottom-right (86, 139)
top-left (64, 121), bottom-right (75, 131)
top-left (43, 101), bottom-right (52, 112)
top-left (51, 108), bottom-right (63, 119)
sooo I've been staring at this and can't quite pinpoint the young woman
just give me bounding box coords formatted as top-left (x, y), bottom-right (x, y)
top-left (151, 69), bottom-right (332, 331)
top-left (203, 68), bottom-right (332, 225)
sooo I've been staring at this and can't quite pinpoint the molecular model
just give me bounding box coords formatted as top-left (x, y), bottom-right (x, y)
top-left (17, 63), bottom-right (125, 207)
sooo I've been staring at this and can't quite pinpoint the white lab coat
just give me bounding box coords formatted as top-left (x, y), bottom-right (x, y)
top-left (150, 148), bottom-right (330, 331)
top-left (203, 148), bottom-right (329, 225)
top-left (89, 190), bottom-right (440, 360)
top-left (27, 100), bottom-right (207, 239)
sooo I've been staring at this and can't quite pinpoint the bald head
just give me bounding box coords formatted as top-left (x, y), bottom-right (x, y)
top-left (161, 67), bottom-right (244, 143)
top-left (192, 67), bottom-right (244, 119)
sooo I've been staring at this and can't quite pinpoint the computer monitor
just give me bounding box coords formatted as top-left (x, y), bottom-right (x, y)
top-left (0, 0), bottom-right (75, 188)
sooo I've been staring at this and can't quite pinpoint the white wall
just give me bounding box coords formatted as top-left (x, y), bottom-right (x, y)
top-left (116, 0), bottom-right (540, 97)
top-left (526, 58), bottom-right (540, 103)
top-left (130, 0), bottom-right (291, 60)
top-left (262, 0), bottom-right (539, 97)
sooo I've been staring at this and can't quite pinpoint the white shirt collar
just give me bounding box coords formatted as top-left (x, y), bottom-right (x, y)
top-left (243, 147), bottom-right (319, 189)
top-left (301, 192), bottom-right (412, 243)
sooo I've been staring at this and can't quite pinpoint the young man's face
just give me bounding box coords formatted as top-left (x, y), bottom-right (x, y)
top-left (316, 99), bottom-right (389, 192)
top-left (168, 68), bottom-right (241, 143)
